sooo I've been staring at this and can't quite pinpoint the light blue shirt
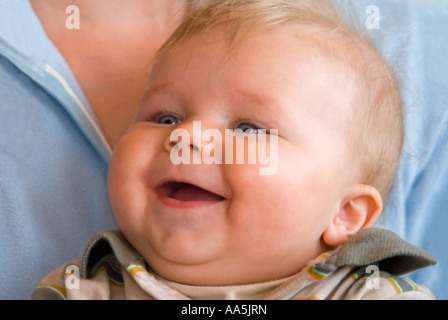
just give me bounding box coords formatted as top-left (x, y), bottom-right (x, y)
top-left (0, 0), bottom-right (447, 300)
top-left (0, 0), bottom-right (118, 299)
top-left (352, 0), bottom-right (448, 300)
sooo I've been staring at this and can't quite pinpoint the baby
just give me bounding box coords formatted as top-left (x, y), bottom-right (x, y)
top-left (32, 0), bottom-right (436, 300)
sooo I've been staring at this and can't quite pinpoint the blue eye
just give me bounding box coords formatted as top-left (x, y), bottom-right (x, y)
top-left (235, 123), bottom-right (264, 134)
top-left (158, 115), bottom-right (181, 125)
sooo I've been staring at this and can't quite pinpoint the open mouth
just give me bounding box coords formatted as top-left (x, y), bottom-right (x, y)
top-left (155, 181), bottom-right (225, 202)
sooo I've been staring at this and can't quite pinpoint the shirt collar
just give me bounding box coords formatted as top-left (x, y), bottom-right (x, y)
top-left (0, 0), bottom-right (111, 161)
top-left (0, 0), bottom-right (65, 74)
top-left (325, 228), bottom-right (437, 276)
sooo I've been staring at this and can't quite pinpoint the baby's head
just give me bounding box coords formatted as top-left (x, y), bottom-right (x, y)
top-left (108, 0), bottom-right (403, 286)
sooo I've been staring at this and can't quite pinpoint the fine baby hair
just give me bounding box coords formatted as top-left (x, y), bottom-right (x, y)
top-left (159, 0), bottom-right (404, 204)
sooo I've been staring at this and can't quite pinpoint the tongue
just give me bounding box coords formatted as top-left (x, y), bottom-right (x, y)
top-left (172, 184), bottom-right (222, 202)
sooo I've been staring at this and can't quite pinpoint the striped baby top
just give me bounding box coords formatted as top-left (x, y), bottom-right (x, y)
top-left (31, 228), bottom-right (437, 300)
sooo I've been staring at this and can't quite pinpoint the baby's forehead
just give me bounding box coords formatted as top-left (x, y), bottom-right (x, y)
top-left (152, 22), bottom-right (370, 108)
top-left (158, 21), bottom-right (375, 80)
top-left (151, 24), bottom-right (365, 124)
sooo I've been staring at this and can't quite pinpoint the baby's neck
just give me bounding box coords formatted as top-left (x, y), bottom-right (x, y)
top-left (155, 273), bottom-right (294, 300)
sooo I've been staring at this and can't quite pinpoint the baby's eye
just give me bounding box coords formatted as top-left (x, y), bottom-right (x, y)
top-left (234, 123), bottom-right (265, 134)
top-left (157, 115), bottom-right (182, 125)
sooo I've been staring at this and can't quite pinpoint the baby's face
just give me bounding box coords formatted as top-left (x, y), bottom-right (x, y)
top-left (108, 26), bottom-right (361, 285)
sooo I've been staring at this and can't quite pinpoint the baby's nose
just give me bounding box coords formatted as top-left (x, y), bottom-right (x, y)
top-left (164, 136), bottom-right (200, 154)
top-left (163, 120), bottom-right (204, 155)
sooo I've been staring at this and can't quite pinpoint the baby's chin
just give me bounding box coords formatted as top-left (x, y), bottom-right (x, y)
top-left (130, 232), bottom-right (234, 283)
top-left (143, 244), bottom-right (312, 287)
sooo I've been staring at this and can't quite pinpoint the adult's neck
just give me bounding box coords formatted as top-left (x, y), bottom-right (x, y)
top-left (29, 0), bottom-right (189, 148)
top-left (30, 0), bottom-right (187, 32)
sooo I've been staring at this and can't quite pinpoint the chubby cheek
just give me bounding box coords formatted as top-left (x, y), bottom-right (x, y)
top-left (224, 145), bottom-right (336, 256)
top-left (108, 125), bottom-right (161, 232)
top-left (227, 168), bottom-right (303, 237)
top-left (224, 172), bottom-right (325, 276)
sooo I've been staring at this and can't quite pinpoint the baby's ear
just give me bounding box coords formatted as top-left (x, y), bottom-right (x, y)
top-left (322, 185), bottom-right (383, 247)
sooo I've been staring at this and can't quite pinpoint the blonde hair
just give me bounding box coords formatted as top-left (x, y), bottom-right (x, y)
top-left (157, 0), bottom-right (404, 203)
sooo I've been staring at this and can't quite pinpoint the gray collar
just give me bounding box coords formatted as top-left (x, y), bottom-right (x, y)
top-left (80, 228), bottom-right (437, 279)
top-left (325, 228), bottom-right (437, 276)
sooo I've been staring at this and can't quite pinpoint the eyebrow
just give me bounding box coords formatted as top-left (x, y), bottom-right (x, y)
top-left (142, 82), bottom-right (276, 109)
top-left (141, 82), bottom-right (178, 102)
top-left (141, 81), bottom-right (283, 130)
top-left (233, 87), bottom-right (283, 113)
top-left (232, 87), bottom-right (276, 107)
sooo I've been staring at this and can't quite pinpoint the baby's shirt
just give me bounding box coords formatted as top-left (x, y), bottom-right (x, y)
top-left (31, 228), bottom-right (436, 300)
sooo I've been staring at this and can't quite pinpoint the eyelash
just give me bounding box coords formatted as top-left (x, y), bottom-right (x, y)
top-left (145, 110), bottom-right (182, 124)
top-left (233, 121), bottom-right (268, 134)
top-left (144, 111), bottom-right (268, 134)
